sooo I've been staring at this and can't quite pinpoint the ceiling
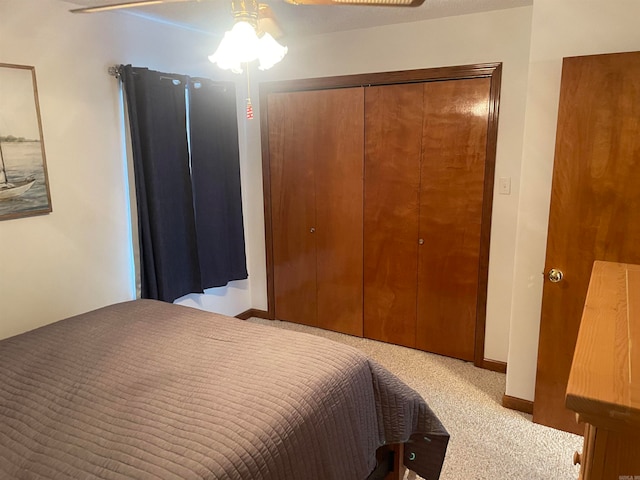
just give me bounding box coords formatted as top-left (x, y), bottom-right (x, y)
top-left (64, 0), bottom-right (531, 37)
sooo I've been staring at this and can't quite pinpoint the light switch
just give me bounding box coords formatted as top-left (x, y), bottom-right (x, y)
top-left (498, 177), bottom-right (511, 195)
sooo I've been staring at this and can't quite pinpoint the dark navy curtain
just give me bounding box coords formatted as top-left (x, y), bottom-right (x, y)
top-left (189, 79), bottom-right (248, 288)
top-left (120, 66), bottom-right (247, 302)
top-left (121, 66), bottom-right (201, 302)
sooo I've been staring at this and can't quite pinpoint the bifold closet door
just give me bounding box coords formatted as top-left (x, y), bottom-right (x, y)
top-left (416, 77), bottom-right (491, 361)
top-left (268, 92), bottom-right (316, 327)
top-left (268, 88), bottom-right (364, 335)
top-left (314, 88), bottom-right (364, 336)
top-left (364, 78), bottom-right (491, 361)
top-left (364, 83), bottom-right (424, 347)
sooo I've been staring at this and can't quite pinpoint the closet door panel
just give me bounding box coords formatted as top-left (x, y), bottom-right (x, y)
top-left (314, 88), bottom-right (365, 336)
top-left (416, 78), bottom-right (491, 361)
top-left (268, 92), bottom-right (317, 326)
top-left (363, 83), bottom-right (424, 347)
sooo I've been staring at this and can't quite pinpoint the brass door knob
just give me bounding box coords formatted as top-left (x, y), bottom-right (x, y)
top-left (548, 268), bottom-right (564, 283)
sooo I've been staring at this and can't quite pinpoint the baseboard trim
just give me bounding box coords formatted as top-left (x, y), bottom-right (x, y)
top-left (236, 309), bottom-right (270, 320)
top-left (502, 394), bottom-right (534, 414)
top-left (481, 359), bottom-right (507, 374)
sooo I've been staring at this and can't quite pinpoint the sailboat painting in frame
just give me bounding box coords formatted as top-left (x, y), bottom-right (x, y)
top-left (0, 63), bottom-right (52, 221)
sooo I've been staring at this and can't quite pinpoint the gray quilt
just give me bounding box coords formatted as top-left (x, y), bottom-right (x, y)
top-left (0, 300), bottom-right (448, 479)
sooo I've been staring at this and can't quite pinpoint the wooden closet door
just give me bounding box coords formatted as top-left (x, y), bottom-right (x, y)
top-left (269, 88), bottom-right (364, 334)
top-left (364, 83), bottom-right (424, 347)
top-left (314, 87), bottom-right (365, 336)
top-left (268, 92), bottom-right (317, 326)
top-left (416, 78), bottom-right (491, 361)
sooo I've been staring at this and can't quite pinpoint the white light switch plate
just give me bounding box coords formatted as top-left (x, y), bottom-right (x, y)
top-left (498, 177), bottom-right (511, 195)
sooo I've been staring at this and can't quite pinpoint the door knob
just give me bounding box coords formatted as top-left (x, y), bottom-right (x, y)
top-left (418, 238), bottom-right (424, 245)
top-left (310, 227), bottom-right (315, 233)
top-left (548, 268), bottom-right (564, 283)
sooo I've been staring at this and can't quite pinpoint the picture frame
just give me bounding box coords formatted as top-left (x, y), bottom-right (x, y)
top-left (0, 63), bottom-right (52, 221)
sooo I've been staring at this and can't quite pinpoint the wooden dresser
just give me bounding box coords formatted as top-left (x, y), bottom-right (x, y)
top-left (566, 261), bottom-right (640, 479)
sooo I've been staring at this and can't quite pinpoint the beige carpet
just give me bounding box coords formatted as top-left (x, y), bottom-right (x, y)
top-left (248, 318), bottom-right (582, 480)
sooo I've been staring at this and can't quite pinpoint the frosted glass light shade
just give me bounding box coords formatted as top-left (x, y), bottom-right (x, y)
top-left (209, 21), bottom-right (287, 74)
top-left (257, 33), bottom-right (288, 71)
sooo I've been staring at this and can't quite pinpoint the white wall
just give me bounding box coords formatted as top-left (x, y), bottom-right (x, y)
top-left (0, 0), bottom-right (231, 339)
top-left (505, 0), bottom-right (640, 401)
top-left (240, 6), bottom-right (533, 362)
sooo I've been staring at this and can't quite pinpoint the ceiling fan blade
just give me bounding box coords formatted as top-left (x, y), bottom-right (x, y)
top-left (70, 0), bottom-right (196, 14)
top-left (284, 0), bottom-right (424, 6)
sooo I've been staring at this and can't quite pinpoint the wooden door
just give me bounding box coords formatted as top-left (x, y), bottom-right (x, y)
top-left (415, 78), bottom-right (491, 361)
top-left (364, 83), bottom-right (424, 347)
top-left (314, 87), bottom-right (364, 336)
top-left (533, 52), bottom-right (640, 434)
top-left (268, 88), bottom-right (364, 335)
top-left (268, 92), bottom-right (317, 327)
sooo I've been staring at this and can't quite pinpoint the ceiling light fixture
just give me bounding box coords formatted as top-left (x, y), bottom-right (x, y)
top-left (209, 0), bottom-right (288, 74)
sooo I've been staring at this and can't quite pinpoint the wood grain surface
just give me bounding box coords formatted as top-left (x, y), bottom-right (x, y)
top-left (534, 52), bottom-right (640, 433)
top-left (566, 261), bottom-right (640, 429)
top-left (262, 64), bottom-right (501, 360)
top-left (363, 83), bottom-right (423, 347)
top-left (314, 88), bottom-right (364, 337)
top-left (268, 92), bottom-right (317, 327)
top-left (268, 88), bottom-right (364, 335)
top-left (415, 77), bottom-right (490, 361)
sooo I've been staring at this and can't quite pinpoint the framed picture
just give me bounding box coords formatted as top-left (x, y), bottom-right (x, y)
top-left (0, 63), bottom-right (52, 221)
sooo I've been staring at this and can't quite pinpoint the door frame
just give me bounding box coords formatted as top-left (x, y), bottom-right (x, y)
top-left (259, 63), bottom-right (502, 369)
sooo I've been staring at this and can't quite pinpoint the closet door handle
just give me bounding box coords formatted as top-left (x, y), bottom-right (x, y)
top-left (418, 238), bottom-right (424, 245)
top-left (573, 451), bottom-right (581, 466)
top-left (310, 227), bottom-right (316, 233)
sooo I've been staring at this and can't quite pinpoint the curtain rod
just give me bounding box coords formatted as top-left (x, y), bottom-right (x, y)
top-left (108, 65), bottom-right (229, 90)
top-left (108, 65), bottom-right (178, 82)
top-left (108, 64), bottom-right (190, 81)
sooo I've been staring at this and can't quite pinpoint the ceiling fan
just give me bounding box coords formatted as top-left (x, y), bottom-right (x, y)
top-left (69, 0), bottom-right (425, 14)
top-left (70, 0), bottom-right (424, 73)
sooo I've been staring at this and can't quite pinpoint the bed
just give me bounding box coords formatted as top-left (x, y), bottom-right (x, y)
top-left (0, 300), bottom-right (448, 479)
